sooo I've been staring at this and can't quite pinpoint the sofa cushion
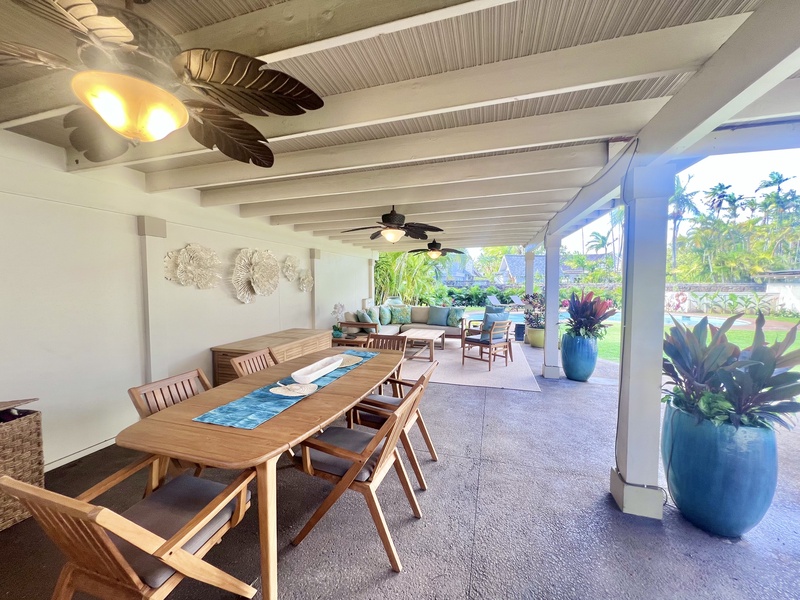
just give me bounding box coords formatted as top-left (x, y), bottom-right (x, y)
top-left (484, 305), bottom-right (506, 315)
top-left (368, 306), bottom-right (381, 325)
top-left (342, 311), bottom-right (360, 334)
top-left (400, 323), bottom-right (462, 336)
top-left (447, 307), bottom-right (465, 327)
top-left (380, 324), bottom-right (401, 335)
top-left (390, 305), bottom-right (412, 324)
top-left (356, 309), bottom-right (378, 333)
top-left (427, 306), bottom-right (450, 326)
top-left (379, 305), bottom-right (392, 325)
top-left (481, 312), bottom-right (509, 341)
top-left (410, 306), bottom-right (429, 323)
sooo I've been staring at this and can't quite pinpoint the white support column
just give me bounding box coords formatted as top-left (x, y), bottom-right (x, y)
top-left (524, 252), bottom-right (535, 294)
top-left (137, 216), bottom-right (168, 383)
top-left (310, 249), bottom-right (321, 329)
top-left (541, 235), bottom-right (561, 379)
top-left (610, 164), bottom-right (674, 520)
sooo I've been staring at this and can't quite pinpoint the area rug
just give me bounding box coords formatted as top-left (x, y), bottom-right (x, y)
top-left (400, 341), bottom-right (541, 392)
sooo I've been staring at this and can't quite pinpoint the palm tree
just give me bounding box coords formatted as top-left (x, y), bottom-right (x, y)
top-left (668, 175), bottom-right (700, 270)
top-left (586, 231), bottom-right (609, 257)
top-left (609, 205), bottom-right (624, 271)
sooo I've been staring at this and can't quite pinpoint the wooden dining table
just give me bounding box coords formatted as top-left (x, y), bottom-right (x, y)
top-left (116, 347), bottom-right (403, 600)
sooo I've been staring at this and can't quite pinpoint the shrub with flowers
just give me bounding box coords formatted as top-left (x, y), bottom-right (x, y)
top-left (564, 291), bottom-right (617, 339)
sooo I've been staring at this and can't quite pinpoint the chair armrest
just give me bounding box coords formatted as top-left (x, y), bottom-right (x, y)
top-left (339, 321), bottom-right (378, 331)
top-left (301, 437), bottom-right (366, 462)
top-left (155, 469), bottom-right (256, 555)
top-left (355, 398), bottom-right (396, 412)
top-left (76, 454), bottom-right (160, 502)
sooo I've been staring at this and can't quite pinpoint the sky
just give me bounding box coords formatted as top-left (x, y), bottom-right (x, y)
top-left (561, 147), bottom-right (800, 252)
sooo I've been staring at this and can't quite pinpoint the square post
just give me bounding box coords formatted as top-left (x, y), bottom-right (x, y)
top-left (541, 235), bottom-right (561, 379)
top-left (524, 251), bottom-right (535, 295)
top-left (609, 164), bottom-right (674, 520)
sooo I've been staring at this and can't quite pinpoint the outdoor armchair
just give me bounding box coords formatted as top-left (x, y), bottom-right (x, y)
top-left (462, 320), bottom-right (514, 371)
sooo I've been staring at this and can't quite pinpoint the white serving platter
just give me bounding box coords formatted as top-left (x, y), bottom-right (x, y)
top-left (291, 355), bottom-right (344, 384)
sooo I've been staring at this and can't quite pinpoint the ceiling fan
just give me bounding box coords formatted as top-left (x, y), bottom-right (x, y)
top-left (0, 0), bottom-right (324, 166)
top-left (341, 206), bottom-right (443, 243)
top-left (408, 239), bottom-right (464, 259)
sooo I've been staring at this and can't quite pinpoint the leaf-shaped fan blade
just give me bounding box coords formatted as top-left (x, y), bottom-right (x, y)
top-left (442, 248), bottom-right (464, 254)
top-left (0, 41), bottom-right (74, 70)
top-left (408, 249), bottom-right (428, 253)
top-left (173, 49), bottom-right (324, 117)
top-left (405, 230), bottom-right (428, 240)
top-left (340, 225), bottom-right (382, 233)
top-left (184, 101), bottom-right (274, 168)
top-left (405, 222), bottom-right (444, 232)
top-left (370, 230), bottom-right (384, 240)
top-left (13, 0), bottom-right (134, 47)
top-left (63, 107), bottom-right (132, 162)
top-left (95, 4), bottom-right (181, 64)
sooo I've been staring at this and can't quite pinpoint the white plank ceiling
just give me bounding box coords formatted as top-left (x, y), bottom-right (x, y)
top-left (2, 0), bottom-right (799, 250)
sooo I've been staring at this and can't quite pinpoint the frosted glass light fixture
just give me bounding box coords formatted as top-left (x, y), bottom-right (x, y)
top-left (71, 71), bottom-right (189, 142)
top-left (380, 228), bottom-right (405, 243)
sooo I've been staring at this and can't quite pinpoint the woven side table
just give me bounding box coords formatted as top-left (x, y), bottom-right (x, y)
top-left (0, 399), bottom-right (44, 531)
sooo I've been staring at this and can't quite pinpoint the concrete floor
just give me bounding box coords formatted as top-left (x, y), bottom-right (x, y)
top-left (1, 345), bottom-right (799, 599)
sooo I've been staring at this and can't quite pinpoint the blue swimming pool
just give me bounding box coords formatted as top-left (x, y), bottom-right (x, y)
top-left (467, 311), bottom-right (750, 328)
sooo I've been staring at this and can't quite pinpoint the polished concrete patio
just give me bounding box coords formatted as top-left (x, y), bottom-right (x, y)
top-left (1, 345), bottom-right (799, 599)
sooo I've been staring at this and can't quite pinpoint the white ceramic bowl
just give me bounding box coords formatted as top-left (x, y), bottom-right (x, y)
top-left (291, 356), bottom-right (344, 384)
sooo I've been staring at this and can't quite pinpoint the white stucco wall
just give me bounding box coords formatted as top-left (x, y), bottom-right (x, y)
top-left (0, 131), bottom-right (372, 469)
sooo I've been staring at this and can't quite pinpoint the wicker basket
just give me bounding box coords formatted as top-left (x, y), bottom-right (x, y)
top-left (0, 399), bottom-right (44, 531)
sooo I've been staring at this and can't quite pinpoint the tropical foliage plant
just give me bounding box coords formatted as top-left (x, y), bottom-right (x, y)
top-left (563, 291), bottom-right (617, 339)
top-left (662, 312), bottom-right (800, 429)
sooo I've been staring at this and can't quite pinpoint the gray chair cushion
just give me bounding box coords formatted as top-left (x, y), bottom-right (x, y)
top-left (357, 394), bottom-right (400, 427)
top-left (110, 474), bottom-right (250, 589)
top-left (295, 427), bottom-right (385, 482)
top-left (464, 335), bottom-right (495, 345)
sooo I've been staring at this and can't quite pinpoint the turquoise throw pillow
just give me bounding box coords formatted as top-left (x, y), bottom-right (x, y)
top-left (367, 306), bottom-right (380, 324)
top-left (481, 312), bottom-right (508, 341)
top-left (390, 305), bottom-right (412, 324)
top-left (427, 306), bottom-right (450, 327)
top-left (484, 305), bottom-right (506, 314)
top-left (356, 309), bottom-right (378, 333)
top-left (447, 307), bottom-right (465, 327)
top-left (379, 305), bottom-right (391, 325)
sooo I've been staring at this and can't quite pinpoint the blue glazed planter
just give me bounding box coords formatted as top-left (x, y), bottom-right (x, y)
top-left (662, 405), bottom-right (777, 538)
top-left (560, 334), bottom-right (597, 381)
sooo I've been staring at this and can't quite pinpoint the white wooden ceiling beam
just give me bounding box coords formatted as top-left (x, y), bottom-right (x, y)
top-left (63, 16), bottom-right (743, 170)
top-left (637, 0), bottom-right (800, 162)
top-left (269, 196), bottom-right (570, 226)
top-left (727, 78), bottom-right (800, 123)
top-left (147, 99), bottom-right (662, 192)
top-left (331, 225), bottom-right (539, 241)
top-left (202, 144), bottom-right (606, 206)
top-left (313, 215), bottom-right (549, 237)
top-left (356, 234), bottom-right (538, 249)
top-left (175, 0), bottom-right (516, 64)
top-left (0, 72), bottom-right (75, 130)
top-left (239, 176), bottom-right (580, 219)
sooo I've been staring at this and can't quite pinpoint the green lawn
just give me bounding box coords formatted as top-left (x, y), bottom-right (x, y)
top-left (596, 318), bottom-right (800, 363)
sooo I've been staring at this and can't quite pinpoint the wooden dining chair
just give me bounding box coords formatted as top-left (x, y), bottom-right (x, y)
top-left (366, 333), bottom-right (407, 394)
top-left (128, 369), bottom-right (212, 419)
top-left (462, 320), bottom-right (514, 371)
top-left (353, 361), bottom-right (439, 491)
top-left (291, 382), bottom-right (425, 572)
top-left (0, 455), bottom-right (256, 600)
top-left (230, 347), bottom-right (279, 378)
top-left (128, 370), bottom-right (213, 481)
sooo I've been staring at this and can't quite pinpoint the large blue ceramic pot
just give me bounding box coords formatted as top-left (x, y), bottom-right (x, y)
top-left (560, 334), bottom-right (597, 381)
top-left (661, 405), bottom-right (778, 537)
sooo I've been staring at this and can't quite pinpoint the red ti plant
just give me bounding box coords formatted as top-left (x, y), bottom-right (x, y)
top-left (563, 291), bottom-right (617, 339)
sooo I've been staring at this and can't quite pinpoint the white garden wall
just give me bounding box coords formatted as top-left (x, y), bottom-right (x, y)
top-left (0, 131), bottom-right (371, 469)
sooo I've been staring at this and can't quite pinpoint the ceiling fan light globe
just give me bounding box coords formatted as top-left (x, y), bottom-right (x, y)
top-left (71, 71), bottom-right (189, 142)
top-left (380, 228), bottom-right (405, 243)
top-left (427, 249), bottom-right (442, 259)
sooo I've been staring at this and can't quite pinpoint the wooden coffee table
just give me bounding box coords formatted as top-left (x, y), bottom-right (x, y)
top-left (400, 328), bottom-right (446, 361)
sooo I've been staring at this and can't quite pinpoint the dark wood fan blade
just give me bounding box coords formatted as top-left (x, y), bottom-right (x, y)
top-left (408, 249), bottom-right (427, 253)
top-left (405, 230), bottom-right (428, 240)
top-left (173, 49), bottom-right (324, 117)
top-left (405, 222), bottom-right (444, 232)
top-left (96, 4), bottom-right (181, 64)
top-left (14, 0), bottom-right (134, 46)
top-left (442, 248), bottom-right (465, 254)
top-left (341, 225), bottom-right (382, 233)
top-left (370, 230), bottom-right (384, 240)
top-left (63, 107), bottom-right (132, 162)
top-left (184, 101), bottom-right (274, 168)
top-left (0, 41), bottom-right (74, 70)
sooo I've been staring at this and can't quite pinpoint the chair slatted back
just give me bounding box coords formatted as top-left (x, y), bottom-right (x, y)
top-left (230, 348), bottom-right (279, 378)
top-left (366, 334), bottom-right (407, 353)
top-left (0, 476), bottom-right (144, 591)
top-left (128, 369), bottom-right (212, 419)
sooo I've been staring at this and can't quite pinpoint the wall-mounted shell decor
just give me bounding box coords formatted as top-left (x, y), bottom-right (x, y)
top-left (298, 269), bottom-right (314, 292)
top-left (282, 255), bottom-right (299, 282)
top-left (232, 249), bottom-right (280, 303)
top-left (164, 243), bottom-right (221, 289)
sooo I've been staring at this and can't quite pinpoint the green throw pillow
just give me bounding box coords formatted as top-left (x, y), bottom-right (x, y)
top-left (367, 306), bottom-right (381, 326)
top-left (390, 305), bottom-right (412, 324)
top-left (447, 307), bottom-right (465, 327)
top-left (481, 312), bottom-right (508, 341)
top-left (379, 305), bottom-right (392, 325)
top-left (427, 306), bottom-right (450, 327)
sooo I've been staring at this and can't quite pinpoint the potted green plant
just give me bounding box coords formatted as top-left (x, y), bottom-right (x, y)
top-left (662, 312), bottom-right (800, 537)
top-left (523, 292), bottom-right (545, 347)
top-left (561, 291), bottom-right (616, 381)
top-left (331, 324), bottom-right (344, 338)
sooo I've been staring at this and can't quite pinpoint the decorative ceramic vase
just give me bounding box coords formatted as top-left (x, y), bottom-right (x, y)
top-left (661, 405), bottom-right (777, 537)
top-left (527, 328), bottom-right (545, 348)
top-left (560, 334), bottom-right (597, 381)
top-left (332, 330), bottom-right (344, 338)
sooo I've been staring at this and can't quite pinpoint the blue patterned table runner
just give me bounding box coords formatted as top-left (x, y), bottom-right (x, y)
top-left (193, 350), bottom-right (378, 430)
